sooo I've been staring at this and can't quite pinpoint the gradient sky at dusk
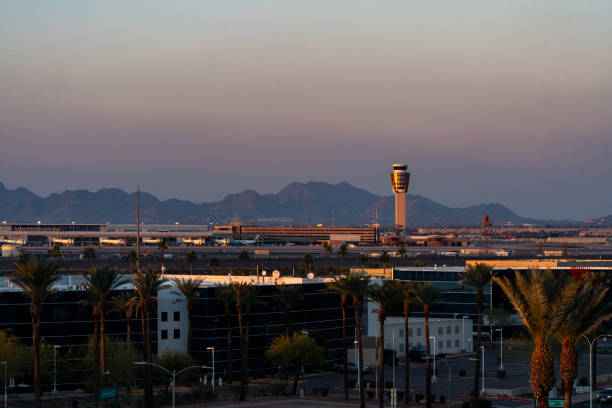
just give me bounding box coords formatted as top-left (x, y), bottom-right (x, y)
top-left (1, 1), bottom-right (612, 220)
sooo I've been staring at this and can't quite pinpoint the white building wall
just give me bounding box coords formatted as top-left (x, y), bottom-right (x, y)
top-left (157, 288), bottom-right (189, 353)
top-left (366, 301), bottom-right (473, 356)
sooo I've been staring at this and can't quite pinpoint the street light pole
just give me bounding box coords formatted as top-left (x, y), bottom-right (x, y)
top-left (438, 358), bottom-right (451, 408)
top-left (0, 361), bottom-right (7, 408)
top-left (480, 345), bottom-right (485, 395)
top-left (462, 316), bottom-right (468, 352)
top-left (134, 362), bottom-right (205, 408)
top-left (53, 345), bottom-right (60, 393)
top-left (496, 328), bottom-right (503, 369)
top-left (206, 347), bottom-right (215, 391)
top-left (429, 336), bottom-right (436, 381)
top-left (582, 334), bottom-right (610, 408)
top-left (354, 339), bottom-right (360, 386)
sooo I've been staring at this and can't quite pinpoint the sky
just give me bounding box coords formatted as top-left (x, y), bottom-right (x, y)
top-left (1, 1), bottom-right (612, 220)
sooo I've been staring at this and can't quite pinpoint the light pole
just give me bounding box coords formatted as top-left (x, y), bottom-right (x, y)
top-left (462, 316), bottom-right (468, 352)
top-left (206, 346), bottom-right (215, 391)
top-left (581, 334), bottom-right (610, 408)
top-left (134, 362), bottom-right (205, 408)
top-left (438, 358), bottom-right (451, 408)
top-left (53, 345), bottom-right (60, 392)
top-left (392, 328), bottom-right (396, 390)
top-left (429, 336), bottom-right (437, 382)
top-left (354, 339), bottom-right (359, 386)
top-left (0, 361), bottom-right (6, 408)
top-left (495, 328), bottom-right (503, 370)
top-left (480, 345), bottom-right (485, 395)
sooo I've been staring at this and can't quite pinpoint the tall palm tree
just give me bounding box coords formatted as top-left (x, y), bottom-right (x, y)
top-left (380, 251), bottom-right (391, 277)
top-left (82, 266), bottom-right (127, 377)
top-left (344, 274), bottom-right (370, 408)
top-left (275, 284), bottom-right (303, 334)
top-left (111, 291), bottom-right (136, 343)
top-left (414, 284), bottom-right (441, 408)
top-left (399, 280), bottom-right (421, 404)
top-left (556, 282), bottom-right (612, 408)
top-left (184, 250), bottom-right (197, 274)
top-left (126, 250), bottom-right (138, 273)
top-left (327, 275), bottom-right (352, 401)
top-left (133, 266), bottom-right (168, 407)
top-left (208, 257), bottom-right (220, 274)
top-left (494, 270), bottom-right (575, 408)
top-left (171, 277), bottom-right (203, 355)
top-left (357, 253), bottom-right (368, 274)
top-left (338, 244), bottom-right (348, 274)
top-left (368, 280), bottom-right (401, 408)
top-left (216, 285), bottom-right (235, 384)
top-left (82, 246), bottom-right (96, 264)
top-left (231, 281), bottom-right (251, 400)
top-left (157, 239), bottom-right (168, 259)
top-left (302, 254), bottom-right (313, 275)
top-left (322, 242), bottom-right (332, 274)
top-left (458, 262), bottom-right (492, 404)
top-left (11, 261), bottom-right (62, 408)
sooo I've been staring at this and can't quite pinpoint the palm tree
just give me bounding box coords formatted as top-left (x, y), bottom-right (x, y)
top-left (171, 277), bottom-right (203, 355)
top-left (133, 266), bottom-right (168, 407)
top-left (556, 282), bottom-right (612, 408)
top-left (231, 281), bottom-right (251, 400)
top-left (111, 291), bottom-right (136, 343)
top-left (327, 276), bottom-right (352, 401)
top-left (82, 246), bottom-right (96, 264)
top-left (338, 244), bottom-right (348, 274)
top-left (82, 266), bottom-right (127, 377)
top-left (399, 280), bottom-right (421, 404)
top-left (208, 257), bottom-right (220, 274)
top-left (368, 280), bottom-right (401, 408)
top-left (275, 284), bottom-right (304, 334)
top-left (216, 285), bottom-right (235, 384)
top-left (494, 270), bottom-right (575, 408)
top-left (414, 284), bottom-right (441, 408)
top-left (12, 261), bottom-right (62, 408)
top-left (397, 247), bottom-right (407, 258)
top-left (458, 262), bottom-right (492, 404)
top-left (126, 250), bottom-right (138, 273)
top-left (322, 242), bottom-right (332, 274)
top-left (357, 253), bottom-right (368, 274)
top-left (157, 239), bottom-right (168, 259)
top-left (380, 251), bottom-right (391, 276)
top-left (184, 250), bottom-right (197, 274)
top-left (344, 274), bottom-right (370, 408)
top-left (48, 243), bottom-right (61, 258)
top-left (302, 253), bottom-right (313, 275)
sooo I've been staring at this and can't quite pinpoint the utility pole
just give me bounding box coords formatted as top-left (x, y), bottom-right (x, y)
top-left (136, 186), bottom-right (140, 271)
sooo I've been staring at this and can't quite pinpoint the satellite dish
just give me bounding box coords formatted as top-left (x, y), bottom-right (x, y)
top-left (262, 270), bottom-right (267, 276)
top-left (307, 272), bottom-right (314, 280)
top-left (272, 270), bottom-right (280, 279)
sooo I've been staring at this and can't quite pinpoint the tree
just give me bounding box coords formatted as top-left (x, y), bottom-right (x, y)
top-left (494, 270), bottom-right (575, 408)
top-left (458, 262), bottom-right (492, 405)
top-left (11, 261), bottom-right (62, 408)
top-left (17, 252), bottom-right (30, 265)
top-left (215, 285), bottom-right (235, 384)
top-left (414, 284), bottom-right (441, 408)
top-left (556, 281), bottom-right (612, 408)
top-left (344, 274), bottom-right (370, 408)
top-left (275, 284), bottom-right (304, 335)
top-left (357, 253), bottom-right (368, 271)
top-left (153, 351), bottom-right (199, 390)
top-left (231, 282), bottom-right (259, 400)
top-left (82, 246), bottom-right (96, 264)
top-left (172, 277), bottom-right (203, 355)
top-left (302, 254), bottom-right (313, 275)
top-left (238, 250), bottom-right (249, 261)
top-left (380, 251), bottom-right (391, 277)
top-left (48, 244), bottom-right (61, 258)
top-left (112, 292), bottom-right (136, 344)
top-left (322, 242), bottom-right (332, 274)
top-left (338, 244), bottom-right (348, 274)
top-left (126, 251), bottom-right (138, 273)
top-left (157, 239), bottom-right (168, 258)
top-left (397, 247), bottom-right (407, 258)
top-left (265, 332), bottom-right (326, 395)
top-left (133, 266), bottom-right (168, 407)
top-left (82, 266), bottom-right (127, 380)
top-left (184, 250), bottom-right (197, 274)
top-left (368, 280), bottom-right (401, 408)
top-left (327, 276), bottom-right (352, 401)
top-left (399, 280), bottom-right (421, 404)
top-left (208, 257), bottom-right (220, 274)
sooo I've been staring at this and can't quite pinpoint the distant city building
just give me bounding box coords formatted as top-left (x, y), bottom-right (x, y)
top-left (390, 164), bottom-right (410, 234)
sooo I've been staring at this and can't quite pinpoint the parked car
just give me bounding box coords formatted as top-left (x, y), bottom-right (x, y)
top-left (597, 388), bottom-right (612, 403)
top-left (408, 346), bottom-right (427, 362)
top-left (333, 361), bottom-right (371, 374)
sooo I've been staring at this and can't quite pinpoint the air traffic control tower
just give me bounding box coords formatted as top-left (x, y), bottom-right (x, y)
top-left (390, 164), bottom-right (410, 233)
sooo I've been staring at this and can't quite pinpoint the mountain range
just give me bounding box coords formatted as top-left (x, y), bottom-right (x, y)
top-left (0, 181), bottom-right (601, 227)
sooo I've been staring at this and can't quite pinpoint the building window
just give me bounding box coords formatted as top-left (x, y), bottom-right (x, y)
top-left (417, 328), bottom-right (421, 336)
top-left (399, 329), bottom-right (404, 338)
top-left (438, 341), bottom-right (443, 349)
top-left (455, 339), bottom-right (460, 347)
top-left (446, 326), bottom-right (451, 335)
top-left (455, 326), bottom-right (460, 334)
top-left (161, 330), bottom-right (168, 340)
top-left (438, 327), bottom-right (443, 335)
top-left (399, 344), bottom-right (405, 352)
top-left (161, 312), bottom-right (168, 322)
top-left (409, 328), bottom-right (413, 337)
top-left (446, 340), bottom-right (451, 348)
top-left (173, 329), bottom-right (180, 339)
top-left (174, 311), bottom-right (180, 321)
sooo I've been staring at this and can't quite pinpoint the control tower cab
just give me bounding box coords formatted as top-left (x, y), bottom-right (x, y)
top-left (390, 164), bottom-right (410, 233)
